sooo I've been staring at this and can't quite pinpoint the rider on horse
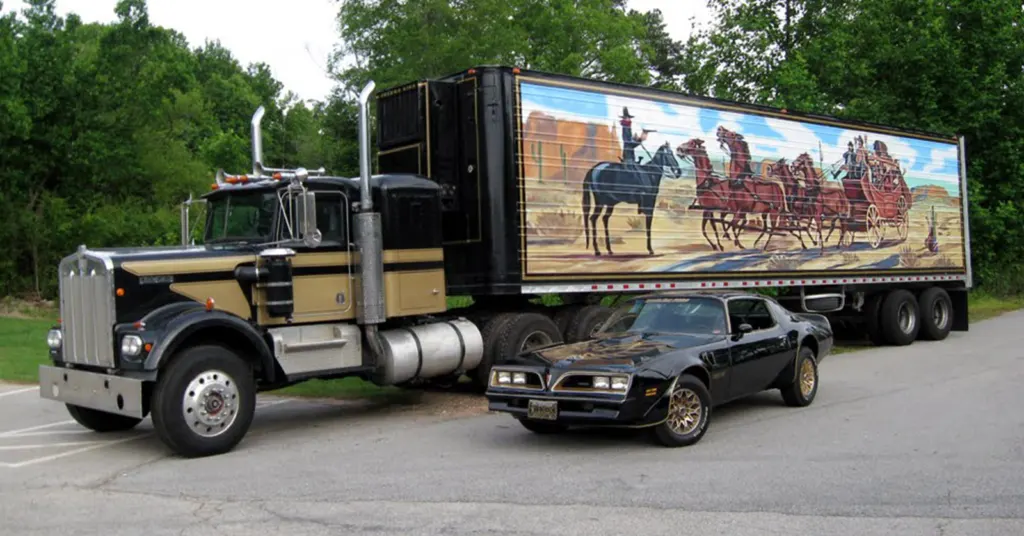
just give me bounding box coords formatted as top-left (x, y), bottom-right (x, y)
top-left (619, 107), bottom-right (649, 165)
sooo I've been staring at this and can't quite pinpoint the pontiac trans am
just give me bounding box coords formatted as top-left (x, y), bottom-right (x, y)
top-left (485, 291), bottom-right (834, 447)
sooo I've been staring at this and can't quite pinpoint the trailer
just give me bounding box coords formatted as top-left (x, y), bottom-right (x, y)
top-left (37, 66), bottom-right (971, 458)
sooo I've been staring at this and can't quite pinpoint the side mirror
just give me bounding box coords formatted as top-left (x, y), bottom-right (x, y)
top-left (732, 323), bottom-right (753, 340)
top-left (294, 191), bottom-right (321, 248)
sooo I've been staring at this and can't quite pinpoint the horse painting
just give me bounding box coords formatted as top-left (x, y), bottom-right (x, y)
top-left (581, 141), bottom-right (683, 256)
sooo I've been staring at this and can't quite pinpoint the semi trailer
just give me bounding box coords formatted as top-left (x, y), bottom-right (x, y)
top-left (38, 66), bottom-right (971, 458)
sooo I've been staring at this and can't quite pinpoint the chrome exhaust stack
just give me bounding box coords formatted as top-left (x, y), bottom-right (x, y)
top-left (251, 105), bottom-right (265, 177)
top-left (353, 80), bottom-right (386, 362)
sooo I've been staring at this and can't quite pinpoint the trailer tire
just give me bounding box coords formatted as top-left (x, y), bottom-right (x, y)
top-left (469, 312), bottom-right (518, 390)
top-left (879, 289), bottom-right (920, 346)
top-left (863, 292), bottom-right (886, 346)
top-left (564, 304), bottom-right (613, 342)
top-left (493, 313), bottom-right (563, 367)
top-left (150, 344), bottom-right (256, 458)
top-left (66, 404), bottom-right (142, 433)
top-left (917, 287), bottom-right (952, 341)
top-left (553, 305), bottom-right (583, 339)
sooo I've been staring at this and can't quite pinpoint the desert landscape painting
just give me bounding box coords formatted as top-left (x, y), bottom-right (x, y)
top-left (516, 77), bottom-right (967, 278)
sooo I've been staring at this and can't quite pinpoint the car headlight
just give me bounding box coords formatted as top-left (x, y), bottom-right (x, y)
top-left (610, 376), bottom-right (629, 390)
top-left (46, 328), bottom-right (62, 350)
top-left (497, 371), bottom-right (511, 384)
top-left (593, 376), bottom-right (610, 389)
top-left (512, 372), bottom-right (526, 384)
top-left (121, 335), bottom-right (144, 357)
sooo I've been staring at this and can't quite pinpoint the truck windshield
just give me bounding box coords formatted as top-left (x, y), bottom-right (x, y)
top-left (595, 297), bottom-right (729, 336)
top-left (204, 191), bottom-right (278, 244)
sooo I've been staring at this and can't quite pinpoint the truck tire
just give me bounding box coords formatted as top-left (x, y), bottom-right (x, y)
top-left (862, 292), bottom-right (886, 346)
top-left (879, 289), bottom-right (920, 346)
top-left (553, 305), bottom-right (583, 339)
top-left (564, 304), bottom-right (613, 342)
top-left (916, 287), bottom-right (952, 341)
top-left (149, 344), bottom-right (256, 458)
top-left (493, 312), bottom-right (563, 366)
top-left (469, 312), bottom-right (518, 390)
top-left (66, 404), bottom-right (142, 432)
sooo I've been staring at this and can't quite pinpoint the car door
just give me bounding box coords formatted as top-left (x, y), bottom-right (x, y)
top-left (725, 297), bottom-right (793, 398)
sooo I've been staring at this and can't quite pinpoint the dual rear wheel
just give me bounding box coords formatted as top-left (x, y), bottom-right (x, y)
top-left (864, 287), bottom-right (952, 346)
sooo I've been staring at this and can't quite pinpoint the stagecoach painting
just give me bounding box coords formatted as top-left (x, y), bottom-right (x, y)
top-left (515, 76), bottom-right (967, 278)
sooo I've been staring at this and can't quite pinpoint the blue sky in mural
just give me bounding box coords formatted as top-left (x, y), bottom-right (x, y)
top-left (520, 81), bottom-right (961, 195)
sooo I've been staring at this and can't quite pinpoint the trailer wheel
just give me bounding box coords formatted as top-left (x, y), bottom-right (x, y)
top-left (66, 404), bottom-right (142, 433)
top-left (916, 287), bottom-right (952, 341)
top-left (564, 304), bottom-right (613, 342)
top-left (493, 312), bottom-right (563, 366)
top-left (862, 292), bottom-right (886, 346)
top-left (879, 289), bottom-right (919, 346)
top-left (469, 312), bottom-right (518, 390)
top-left (553, 305), bottom-right (583, 339)
top-left (150, 344), bottom-right (256, 458)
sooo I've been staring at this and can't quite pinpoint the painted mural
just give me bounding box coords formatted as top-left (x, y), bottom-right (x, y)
top-left (516, 77), bottom-right (967, 278)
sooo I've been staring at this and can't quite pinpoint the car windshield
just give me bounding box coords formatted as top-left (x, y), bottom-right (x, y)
top-left (204, 191), bottom-right (278, 244)
top-left (596, 296), bottom-right (729, 336)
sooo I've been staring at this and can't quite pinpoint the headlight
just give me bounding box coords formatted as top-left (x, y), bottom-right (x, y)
top-left (46, 328), bottom-right (62, 349)
top-left (610, 376), bottom-right (629, 390)
top-left (592, 374), bottom-right (629, 391)
top-left (512, 372), bottom-right (526, 384)
top-left (593, 376), bottom-right (610, 389)
top-left (121, 335), bottom-right (144, 357)
top-left (497, 371), bottom-right (511, 384)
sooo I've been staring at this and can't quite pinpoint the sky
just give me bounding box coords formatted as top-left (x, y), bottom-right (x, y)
top-left (1, 0), bottom-right (713, 103)
top-left (519, 81), bottom-right (962, 194)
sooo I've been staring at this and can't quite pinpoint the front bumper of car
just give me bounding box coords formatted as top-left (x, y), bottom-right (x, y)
top-left (484, 366), bottom-right (675, 428)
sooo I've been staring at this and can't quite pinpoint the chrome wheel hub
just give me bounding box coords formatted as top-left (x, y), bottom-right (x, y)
top-left (520, 331), bottom-right (554, 352)
top-left (182, 369), bottom-right (239, 438)
top-left (667, 387), bottom-right (703, 435)
top-left (898, 302), bottom-right (916, 334)
top-left (933, 300), bottom-right (949, 330)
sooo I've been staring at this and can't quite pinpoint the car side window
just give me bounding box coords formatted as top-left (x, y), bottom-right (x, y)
top-left (727, 298), bottom-right (777, 331)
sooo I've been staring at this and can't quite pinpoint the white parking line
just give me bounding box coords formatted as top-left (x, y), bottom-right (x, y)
top-left (0, 434), bottom-right (152, 468)
top-left (0, 420), bottom-right (76, 438)
top-left (0, 440), bottom-right (105, 451)
top-left (0, 387), bottom-right (38, 398)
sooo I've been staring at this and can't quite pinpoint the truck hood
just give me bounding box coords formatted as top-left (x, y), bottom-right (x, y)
top-left (522, 332), bottom-right (724, 371)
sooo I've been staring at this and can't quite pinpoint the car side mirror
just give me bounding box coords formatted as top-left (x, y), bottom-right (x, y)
top-left (733, 323), bottom-right (753, 340)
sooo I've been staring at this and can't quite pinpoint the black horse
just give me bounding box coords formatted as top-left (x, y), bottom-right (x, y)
top-left (581, 141), bottom-right (683, 256)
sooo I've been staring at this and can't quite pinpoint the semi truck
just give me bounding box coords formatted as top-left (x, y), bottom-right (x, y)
top-left (38, 66), bottom-right (972, 458)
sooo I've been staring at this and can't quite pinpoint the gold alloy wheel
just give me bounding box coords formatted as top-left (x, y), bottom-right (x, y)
top-left (667, 387), bottom-right (703, 435)
top-left (799, 358), bottom-right (816, 397)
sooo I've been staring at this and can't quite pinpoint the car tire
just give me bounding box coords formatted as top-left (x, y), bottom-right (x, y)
top-left (517, 418), bottom-right (568, 435)
top-left (780, 346), bottom-right (818, 407)
top-left (651, 374), bottom-right (711, 447)
top-left (879, 289), bottom-right (920, 345)
top-left (564, 304), bottom-right (613, 343)
top-left (150, 344), bottom-right (256, 458)
top-left (916, 287), bottom-right (952, 341)
top-left (469, 312), bottom-right (519, 390)
top-left (66, 404), bottom-right (142, 432)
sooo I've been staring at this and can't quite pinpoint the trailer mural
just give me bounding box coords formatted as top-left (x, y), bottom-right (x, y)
top-left (516, 77), bottom-right (967, 278)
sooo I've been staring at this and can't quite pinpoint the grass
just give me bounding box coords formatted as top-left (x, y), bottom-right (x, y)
top-left (1, 291), bottom-right (1023, 390)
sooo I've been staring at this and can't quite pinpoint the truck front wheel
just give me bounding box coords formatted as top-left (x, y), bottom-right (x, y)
top-left (150, 344), bottom-right (256, 458)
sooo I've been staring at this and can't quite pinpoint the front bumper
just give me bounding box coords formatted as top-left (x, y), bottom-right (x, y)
top-left (39, 365), bottom-right (145, 419)
top-left (486, 388), bottom-right (663, 427)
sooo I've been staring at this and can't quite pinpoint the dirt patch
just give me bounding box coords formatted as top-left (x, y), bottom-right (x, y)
top-left (0, 297), bottom-right (56, 320)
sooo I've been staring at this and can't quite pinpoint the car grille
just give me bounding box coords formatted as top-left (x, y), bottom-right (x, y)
top-left (58, 248), bottom-right (116, 368)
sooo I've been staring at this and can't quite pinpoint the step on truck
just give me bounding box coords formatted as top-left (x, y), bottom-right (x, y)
top-left (39, 66), bottom-right (972, 457)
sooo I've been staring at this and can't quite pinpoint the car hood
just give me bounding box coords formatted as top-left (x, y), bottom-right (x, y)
top-left (520, 332), bottom-right (725, 371)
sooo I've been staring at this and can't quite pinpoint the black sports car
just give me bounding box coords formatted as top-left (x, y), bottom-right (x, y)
top-left (485, 291), bottom-right (834, 447)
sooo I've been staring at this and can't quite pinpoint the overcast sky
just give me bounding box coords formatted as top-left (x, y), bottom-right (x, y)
top-left (1, 0), bottom-right (711, 102)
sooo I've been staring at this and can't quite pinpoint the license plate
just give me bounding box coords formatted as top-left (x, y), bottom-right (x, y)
top-left (527, 399), bottom-right (558, 421)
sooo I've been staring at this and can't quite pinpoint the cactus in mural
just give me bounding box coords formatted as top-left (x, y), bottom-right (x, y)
top-left (530, 141), bottom-right (543, 182)
top-left (559, 144), bottom-right (568, 183)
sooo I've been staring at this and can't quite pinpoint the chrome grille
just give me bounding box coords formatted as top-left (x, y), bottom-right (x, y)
top-left (58, 247), bottom-right (116, 368)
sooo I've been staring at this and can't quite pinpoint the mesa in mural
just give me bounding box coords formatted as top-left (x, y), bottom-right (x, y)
top-left (517, 78), bottom-right (967, 278)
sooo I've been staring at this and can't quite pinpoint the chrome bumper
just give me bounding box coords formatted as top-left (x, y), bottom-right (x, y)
top-left (38, 365), bottom-right (144, 419)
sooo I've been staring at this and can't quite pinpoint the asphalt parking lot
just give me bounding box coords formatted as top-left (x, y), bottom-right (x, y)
top-left (2, 310), bottom-right (1024, 536)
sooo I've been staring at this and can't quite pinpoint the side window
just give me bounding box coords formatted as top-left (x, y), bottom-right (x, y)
top-left (727, 298), bottom-right (777, 331)
top-left (313, 192), bottom-right (347, 246)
